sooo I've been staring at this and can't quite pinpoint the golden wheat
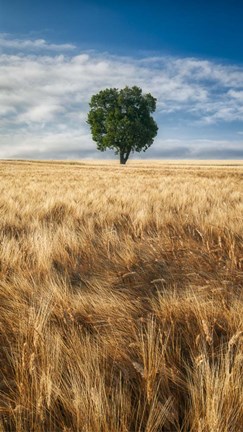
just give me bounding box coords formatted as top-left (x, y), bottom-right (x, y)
top-left (0, 160), bottom-right (242, 431)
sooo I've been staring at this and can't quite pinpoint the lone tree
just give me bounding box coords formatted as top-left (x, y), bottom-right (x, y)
top-left (87, 86), bottom-right (158, 164)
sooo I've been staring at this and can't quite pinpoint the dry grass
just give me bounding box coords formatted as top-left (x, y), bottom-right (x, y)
top-left (0, 159), bottom-right (242, 431)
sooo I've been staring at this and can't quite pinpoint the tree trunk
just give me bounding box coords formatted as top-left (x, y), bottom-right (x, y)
top-left (120, 152), bottom-right (126, 164)
top-left (119, 149), bottom-right (131, 165)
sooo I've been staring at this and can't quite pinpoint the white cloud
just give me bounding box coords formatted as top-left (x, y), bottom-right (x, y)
top-left (0, 35), bottom-right (243, 159)
top-left (17, 104), bottom-right (66, 124)
top-left (228, 89), bottom-right (243, 100)
top-left (0, 34), bottom-right (75, 51)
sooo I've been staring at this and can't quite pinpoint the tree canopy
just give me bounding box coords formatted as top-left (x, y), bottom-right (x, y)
top-left (87, 86), bottom-right (158, 164)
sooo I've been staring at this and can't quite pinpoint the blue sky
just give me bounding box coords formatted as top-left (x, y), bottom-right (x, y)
top-left (0, 0), bottom-right (243, 159)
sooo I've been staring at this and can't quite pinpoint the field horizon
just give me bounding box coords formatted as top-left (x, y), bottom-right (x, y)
top-left (2, 159), bottom-right (243, 165)
top-left (0, 160), bottom-right (242, 431)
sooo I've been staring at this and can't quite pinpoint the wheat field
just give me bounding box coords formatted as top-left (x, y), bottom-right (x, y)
top-left (0, 160), bottom-right (243, 432)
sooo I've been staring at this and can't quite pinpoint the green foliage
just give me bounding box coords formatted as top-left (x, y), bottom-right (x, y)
top-left (87, 86), bottom-right (158, 164)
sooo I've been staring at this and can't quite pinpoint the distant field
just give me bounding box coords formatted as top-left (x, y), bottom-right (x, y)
top-left (0, 160), bottom-right (243, 431)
